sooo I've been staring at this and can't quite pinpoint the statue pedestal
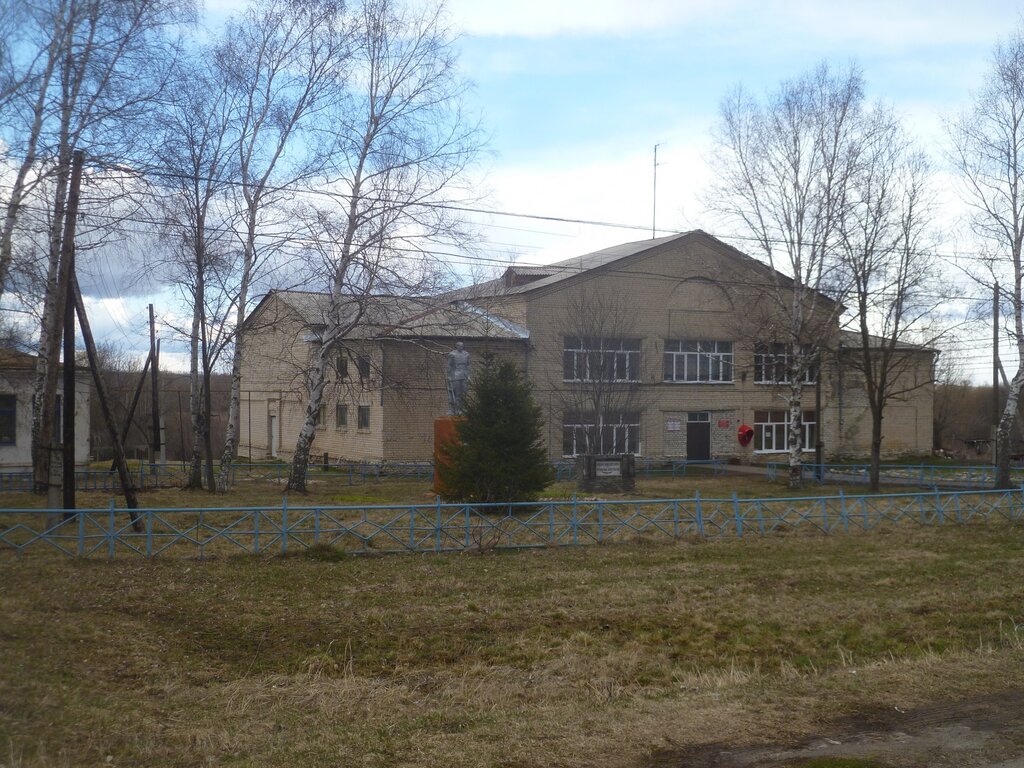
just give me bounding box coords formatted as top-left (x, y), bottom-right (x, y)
top-left (433, 416), bottom-right (463, 496)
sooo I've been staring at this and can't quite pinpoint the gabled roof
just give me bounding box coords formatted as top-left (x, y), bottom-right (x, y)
top-left (840, 330), bottom-right (937, 353)
top-left (0, 348), bottom-right (37, 370)
top-left (253, 290), bottom-right (528, 341)
top-left (445, 230), bottom-right (834, 305)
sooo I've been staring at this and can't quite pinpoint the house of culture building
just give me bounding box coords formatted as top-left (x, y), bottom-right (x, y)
top-left (238, 231), bottom-right (934, 464)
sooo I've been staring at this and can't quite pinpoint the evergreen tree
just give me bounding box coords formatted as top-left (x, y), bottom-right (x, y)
top-left (440, 356), bottom-right (553, 503)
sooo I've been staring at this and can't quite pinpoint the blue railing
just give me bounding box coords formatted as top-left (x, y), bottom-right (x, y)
top-left (2, 487), bottom-right (1021, 559)
top-left (765, 462), bottom-right (1024, 489)
top-left (0, 458), bottom-right (733, 492)
top-left (0, 461), bottom-right (437, 492)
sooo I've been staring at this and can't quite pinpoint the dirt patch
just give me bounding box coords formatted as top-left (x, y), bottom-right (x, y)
top-left (647, 690), bottom-right (1024, 768)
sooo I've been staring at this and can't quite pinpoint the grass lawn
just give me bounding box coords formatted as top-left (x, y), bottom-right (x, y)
top-left (1, 517), bottom-right (1023, 767)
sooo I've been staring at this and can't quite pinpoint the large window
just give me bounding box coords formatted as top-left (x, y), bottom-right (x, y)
top-left (754, 343), bottom-right (816, 384)
top-left (357, 405), bottom-right (371, 429)
top-left (563, 337), bottom-right (641, 382)
top-left (753, 410), bottom-right (817, 452)
top-left (357, 355), bottom-right (371, 381)
top-left (663, 340), bottom-right (733, 383)
top-left (335, 404), bottom-right (348, 428)
top-left (0, 394), bottom-right (15, 445)
top-left (562, 411), bottom-right (640, 456)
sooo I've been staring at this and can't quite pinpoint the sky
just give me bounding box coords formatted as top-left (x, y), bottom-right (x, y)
top-left (72, 0), bottom-right (1024, 377)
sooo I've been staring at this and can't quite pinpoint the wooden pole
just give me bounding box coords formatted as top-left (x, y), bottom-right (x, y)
top-left (60, 150), bottom-right (84, 512)
top-left (994, 281), bottom-right (1000, 468)
top-left (71, 272), bottom-right (141, 523)
top-left (149, 304), bottom-right (160, 468)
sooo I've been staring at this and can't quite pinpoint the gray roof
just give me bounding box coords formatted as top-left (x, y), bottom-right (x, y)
top-left (263, 290), bottom-right (528, 340)
top-left (840, 329), bottom-right (936, 353)
top-left (439, 233), bottom-right (693, 302)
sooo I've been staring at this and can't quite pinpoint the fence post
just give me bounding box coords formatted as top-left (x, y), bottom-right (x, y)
top-left (78, 509), bottom-right (85, 557)
top-left (108, 499), bottom-right (116, 560)
top-left (695, 490), bottom-right (704, 537)
top-left (840, 488), bottom-right (848, 532)
top-left (756, 500), bottom-right (765, 535)
top-left (435, 496), bottom-right (442, 552)
top-left (572, 496), bottom-right (578, 546)
top-left (464, 504), bottom-right (471, 549)
top-left (673, 500), bottom-right (679, 538)
top-left (409, 507), bottom-right (416, 550)
top-left (146, 510), bottom-right (153, 558)
top-left (254, 510), bottom-right (260, 554)
top-left (280, 498), bottom-right (288, 556)
top-left (732, 492), bottom-right (743, 538)
top-left (821, 497), bottom-right (829, 533)
top-left (598, 501), bottom-right (604, 543)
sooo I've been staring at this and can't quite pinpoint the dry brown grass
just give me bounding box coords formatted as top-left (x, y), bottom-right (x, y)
top-left (1, 521), bottom-right (1023, 767)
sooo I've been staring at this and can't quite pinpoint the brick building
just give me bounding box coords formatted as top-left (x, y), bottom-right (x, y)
top-left (239, 231), bottom-right (934, 463)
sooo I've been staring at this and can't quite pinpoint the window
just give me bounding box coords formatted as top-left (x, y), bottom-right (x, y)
top-left (357, 405), bottom-right (370, 429)
top-left (562, 411), bottom-right (640, 456)
top-left (664, 340), bottom-right (733, 383)
top-left (0, 394), bottom-right (15, 445)
top-left (313, 404), bottom-right (325, 427)
top-left (357, 355), bottom-right (371, 381)
top-left (336, 354), bottom-right (348, 379)
top-left (562, 337), bottom-right (641, 382)
top-left (754, 343), bottom-right (816, 384)
top-left (753, 410), bottom-right (817, 452)
top-left (335, 404), bottom-right (348, 428)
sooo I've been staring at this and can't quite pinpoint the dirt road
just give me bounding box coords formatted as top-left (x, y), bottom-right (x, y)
top-left (648, 690), bottom-right (1024, 768)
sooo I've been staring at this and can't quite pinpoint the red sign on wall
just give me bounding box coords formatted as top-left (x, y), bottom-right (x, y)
top-left (717, 419), bottom-right (730, 428)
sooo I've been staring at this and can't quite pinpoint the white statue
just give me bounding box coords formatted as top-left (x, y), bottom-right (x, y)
top-left (446, 342), bottom-right (470, 415)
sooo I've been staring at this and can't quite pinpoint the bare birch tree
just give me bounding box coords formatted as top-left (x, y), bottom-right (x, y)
top-left (0, 0), bottom-right (192, 492)
top-left (708, 62), bottom-right (864, 488)
top-left (284, 0), bottom-right (481, 492)
top-left (215, 0), bottom-right (351, 491)
top-left (152, 53), bottom-right (239, 491)
top-left (837, 117), bottom-right (943, 490)
top-left (949, 26), bottom-right (1024, 489)
top-left (553, 287), bottom-right (647, 459)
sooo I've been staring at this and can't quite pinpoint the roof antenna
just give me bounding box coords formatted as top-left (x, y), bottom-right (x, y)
top-left (652, 143), bottom-right (663, 239)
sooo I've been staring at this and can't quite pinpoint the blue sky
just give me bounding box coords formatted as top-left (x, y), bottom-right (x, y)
top-left (75, 0), bottom-right (1024, 375)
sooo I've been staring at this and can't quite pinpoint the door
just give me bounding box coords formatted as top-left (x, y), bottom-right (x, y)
top-left (269, 414), bottom-right (279, 458)
top-left (686, 412), bottom-right (711, 460)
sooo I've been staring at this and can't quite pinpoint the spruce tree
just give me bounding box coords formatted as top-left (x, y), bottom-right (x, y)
top-left (440, 355), bottom-right (553, 503)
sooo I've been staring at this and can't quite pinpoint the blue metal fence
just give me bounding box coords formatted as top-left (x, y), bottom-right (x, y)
top-left (765, 462), bottom-right (1024, 489)
top-left (0, 458), bottom-right (734, 493)
top-left (2, 487), bottom-right (1021, 559)
top-left (0, 461), bottom-right (437, 493)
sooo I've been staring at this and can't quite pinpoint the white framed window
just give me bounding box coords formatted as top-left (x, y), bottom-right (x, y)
top-left (664, 340), bottom-right (733, 383)
top-left (357, 405), bottom-right (370, 429)
top-left (754, 343), bottom-right (817, 384)
top-left (562, 411), bottom-right (640, 456)
top-left (753, 409), bottom-right (817, 452)
top-left (562, 337), bottom-right (641, 382)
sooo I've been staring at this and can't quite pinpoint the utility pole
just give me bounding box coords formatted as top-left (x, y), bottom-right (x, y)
top-left (993, 281), bottom-right (1000, 468)
top-left (60, 150), bottom-right (85, 512)
top-left (149, 304), bottom-right (161, 469)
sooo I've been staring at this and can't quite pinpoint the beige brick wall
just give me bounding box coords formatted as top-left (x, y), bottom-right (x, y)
top-left (241, 237), bottom-right (936, 465)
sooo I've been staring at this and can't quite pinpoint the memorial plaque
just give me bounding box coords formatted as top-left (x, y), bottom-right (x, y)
top-left (595, 460), bottom-right (621, 477)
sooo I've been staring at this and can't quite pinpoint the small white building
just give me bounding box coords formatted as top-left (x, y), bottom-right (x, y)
top-left (0, 348), bottom-right (91, 469)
